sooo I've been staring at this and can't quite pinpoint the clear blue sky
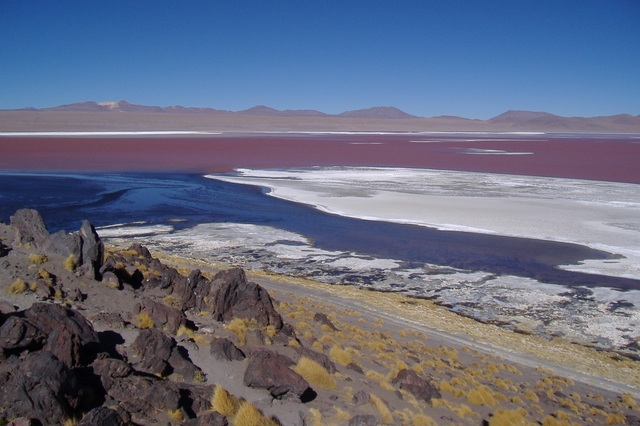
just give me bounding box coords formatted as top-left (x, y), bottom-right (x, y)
top-left (1, 1), bottom-right (638, 119)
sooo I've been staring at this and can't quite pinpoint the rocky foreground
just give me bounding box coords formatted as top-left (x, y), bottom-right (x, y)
top-left (1, 209), bottom-right (639, 425)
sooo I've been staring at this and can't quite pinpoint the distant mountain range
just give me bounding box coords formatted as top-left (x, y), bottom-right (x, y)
top-left (2, 101), bottom-right (639, 132)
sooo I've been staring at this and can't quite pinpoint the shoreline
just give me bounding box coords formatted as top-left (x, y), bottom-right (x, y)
top-left (208, 167), bottom-right (640, 282)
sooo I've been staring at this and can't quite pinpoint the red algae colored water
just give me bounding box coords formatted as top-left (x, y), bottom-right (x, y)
top-left (1, 134), bottom-right (639, 184)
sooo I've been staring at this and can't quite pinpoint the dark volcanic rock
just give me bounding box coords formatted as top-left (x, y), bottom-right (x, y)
top-left (26, 303), bottom-right (100, 366)
top-left (10, 209), bottom-right (50, 249)
top-left (352, 390), bottom-right (370, 406)
top-left (0, 351), bottom-right (81, 424)
top-left (134, 297), bottom-right (186, 334)
top-left (243, 349), bottom-right (310, 400)
top-left (313, 312), bottom-right (337, 331)
top-left (0, 316), bottom-right (45, 353)
top-left (91, 358), bottom-right (132, 391)
top-left (295, 346), bottom-right (337, 374)
top-left (184, 411), bottom-right (228, 426)
top-left (44, 230), bottom-right (82, 260)
top-left (79, 220), bottom-right (103, 279)
top-left (210, 337), bottom-right (245, 361)
top-left (76, 406), bottom-right (125, 426)
top-left (128, 328), bottom-right (200, 381)
top-left (209, 268), bottom-right (283, 330)
top-left (173, 269), bottom-right (212, 311)
top-left (0, 240), bottom-right (10, 257)
top-left (390, 368), bottom-right (441, 402)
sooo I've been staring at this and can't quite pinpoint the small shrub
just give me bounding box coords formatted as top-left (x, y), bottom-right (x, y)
top-left (288, 338), bottom-right (300, 348)
top-left (467, 385), bottom-right (498, 407)
top-left (605, 412), bottom-right (626, 425)
top-left (137, 312), bottom-right (154, 329)
top-left (370, 394), bottom-right (393, 424)
top-left (524, 389), bottom-right (539, 402)
top-left (227, 318), bottom-right (250, 346)
top-left (7, 278), bottom-right (27, 294)
top-left (63, 255), bottom-right (78, 272)
top-left (329, 345), bottom-right (353, 366)
top-left (264, 325), bottom-right (277, 338)
top-left (194, 370), bottom-right (206, 383)
top-left (294, 357), bottom-right (337, 389)
top-left (211, 385), bottom-right (240, 417)
top-left (232, 401), bottom-right (279, 426)
top-left (412, 414), bottom-right (438, 426)
top-left (489, 408), bottom-right (532, 426)
top-left (167, 409), bottom-right (182, 421)
top-left (312, 341), bottom-right (324, 351)
top-left (28, 253), bottom-right (48, 264)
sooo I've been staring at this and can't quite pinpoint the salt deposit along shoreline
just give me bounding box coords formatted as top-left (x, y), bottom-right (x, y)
top-left (207, 167), bottom-right (640, 281)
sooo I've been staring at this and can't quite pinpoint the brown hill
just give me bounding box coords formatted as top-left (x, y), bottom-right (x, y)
top-left (1, 102), bottom-right (639, 132)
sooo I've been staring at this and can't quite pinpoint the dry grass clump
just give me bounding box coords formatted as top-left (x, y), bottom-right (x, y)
top-left (28, 253), bottom-right (48, 265)
top-left (211, 385), bottom-right (241, 417)
top-left (293, 357), bottom-right (337, 389)
top-left (177, 325), bottom-right (208, 344)
top-left (410, 414), bottom-right (438, 426)
top-left (167, 408), bottom-right (183, 421)
top-left (232, 401), bottom-right (280, 426)
top-left (466, 385), bottom-right (498, 407)
top-left (489, 408), bottom-right (533, 425)
top-left (227, 317), bottom-right (257, 346)
top-left (7, 278), bottom-right (28, 294)
top-left (524, 389), bottom-right (539, 403)
top-left (329, 344), bottom-right (353, 366)
top-left (370, 394), bottom-right (394, 424)
top-left (63, 255), bottom-right (78, 272)
top-left (137, 312), bottom-right (154, 329)
top-left (312, 341), bottom-right (324, 352)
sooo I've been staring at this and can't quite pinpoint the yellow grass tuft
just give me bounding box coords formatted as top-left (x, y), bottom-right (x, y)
top-left (37, 268), bottom-right (51, 280)
top-left (438, 379), bottom-right (454, 393)
top-left (28, 253), bottom-right (48, 264)
top-left (194, 370), bottom-right (206, 383)
top-left (288, 338), bottom-right (301, 348)
top-left (524, 389), bottom-right (539, 402)
top-left (370, 394), bottom-right (394, 424)
top-left (7, 278), bottom-right (28, 294)
top-left (622, 392), bottom-right (638, 408)
top-left (466, 385), bottom-right (498, 407)
top-left (308, 408), bottom-right (323, 426)
top-left (329, 344), bottom-right (353, 366)
top-left (211, 385), bottom-right (241, 417)
top-left (605, 412), bottom-right (626, 425)
top-left (312, 341), bottom-right (324, 352)
top-left (137, 312), bottom-right (154, 329)
top-left (293, 357), bottom-right (337, 389)
top-left (489, 408), bottom-right (532, 426)
top-left (227, 317), bottom-right (251, 346)
top-left (63, 255), bottom-right (78, 272)
top-left (333, 407), bottom-right (350, 421)
top-left (232, 401), bottom-right (279, 426)
top-left (167, 409), bottom-right (183, 421)
top-left (411, 414), bottom-right (438, 426)
top-left (321, 324), bottom-right (334, 333)
top-left (264, 324), bottom-right (277, 338)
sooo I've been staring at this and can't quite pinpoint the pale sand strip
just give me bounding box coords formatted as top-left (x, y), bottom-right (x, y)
top-left (208, 167), bottom-right (640, 280)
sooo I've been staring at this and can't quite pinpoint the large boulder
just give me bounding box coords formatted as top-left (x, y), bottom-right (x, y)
top-left (209, 269), bottom-right (283, 330)
top-left (0, 351), bottom-right (81, 424)
top-left (127, 328), bottom-right (200, 381)
top-left (209, 337), bottom-right (245, 361)
top-left (10, 209), bottom-right (50, 249)
top-left (76, 406), bottom-right (126, 426)
top-left (390, 369), bottom-right (441, 402)
top-left (25, 303), bottom-right (100, 367)
top-left (295, 346), bottom-right (337, 374)
top-left (0, 316), bottom-right (45, 354)
top-left (243, 349), bottom-right (310, 401)
top-left (173, 269), bottom-right (211, 311)
top-left (43, 230), bottom-right (82, 261)
top-left (134, 297), bottom-right (186, 334)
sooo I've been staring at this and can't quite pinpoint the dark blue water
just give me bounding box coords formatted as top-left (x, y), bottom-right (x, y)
top-left (1, 172), bottom-right (638, 290)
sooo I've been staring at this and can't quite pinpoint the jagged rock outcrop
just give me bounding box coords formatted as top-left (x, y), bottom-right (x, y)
top-left (210, 337), bottom-right (246, 361)
top-left (9, 209), bottom-right (103, 278)
top-left (243, 349), bottom-right (311, 401)
top-left (134, 297), bottom-right (186, 334)
top-left (209, 268), bottom-right (283, 330)
top-left (313, 312), bottom-right (337, 331)
top-left (79, 220), bottom-right (103, 280)
top-left (10, 209), bottom-right (51, 249)
top-left (390, 368), bottom-right (441, 402)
